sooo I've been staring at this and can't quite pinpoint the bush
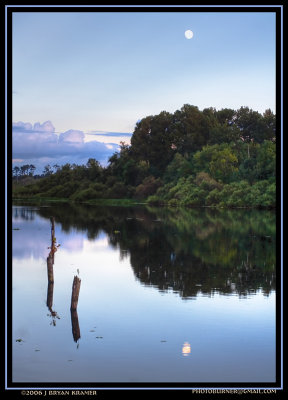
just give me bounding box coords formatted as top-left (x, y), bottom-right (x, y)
top-left (71, 188), bottom-right (99, 202)
top-left (106, 182), bottom-right (129, 199)
top-left (168, 198), bottom-right (179, 207)
top-left (147, 195), bottom-right (162, 205)
top-left (182, 187), bottom-right (207, 207)
top-left (205, 188), bottom-right (222, 206)
top-left (195, 171), bottom-right (223, 191)
top-left (134, 176), bottom-right (162, 199)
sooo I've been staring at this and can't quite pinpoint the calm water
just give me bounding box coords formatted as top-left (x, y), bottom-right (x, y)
top-left (12, 203), bottom-right (276, 384)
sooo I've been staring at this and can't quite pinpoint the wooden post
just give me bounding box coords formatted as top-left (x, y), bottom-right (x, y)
top-left (70, 276), bottom-right (81, 311)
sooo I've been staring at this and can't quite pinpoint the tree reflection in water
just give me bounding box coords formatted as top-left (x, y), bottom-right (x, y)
top-left (44, 215), bottom-right (81, 342)
top-left (46, 217), bottom-right (60, 326)
top-left (32, 202), bottom-right (276, 299)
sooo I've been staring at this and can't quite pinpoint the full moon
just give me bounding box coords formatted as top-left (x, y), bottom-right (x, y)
top-left (185, 30), bottom-right (194, 39)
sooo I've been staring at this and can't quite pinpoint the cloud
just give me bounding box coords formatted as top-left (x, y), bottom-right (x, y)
top-left (13, 121), bottom-right (33, 131)
top-left (85, 131), bottom-right (132, 145)
top-left (59, 129), bottom-right (85, 143)
top-left (13, 120), bottom-right (55, 133)
top-left (33, 121), bottom-right (55, 133)
top-left (12, 120), bottom-right (122, 173)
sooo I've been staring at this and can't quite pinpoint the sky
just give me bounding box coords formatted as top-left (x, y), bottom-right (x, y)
top-left (11, 7), bottom-right (277, 172)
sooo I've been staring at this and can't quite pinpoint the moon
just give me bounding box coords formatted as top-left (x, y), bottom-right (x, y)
top-left (185, 30), bottom-right (194, 39)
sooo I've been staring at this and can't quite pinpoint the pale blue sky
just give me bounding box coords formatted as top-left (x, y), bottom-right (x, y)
top-left (13, 10), bottom-right (276, 132)
top-left (11, 8), bottom-right (276, 170)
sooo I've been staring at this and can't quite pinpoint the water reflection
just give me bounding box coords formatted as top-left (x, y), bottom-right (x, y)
top-left (13, 203), bottom-right (276, 299)
top-left (12, 203), bottom-right (277, 383)
top-left (44, 214), bottom-right (81, 341)
top-left (182, 342), bottom-right (191, 357)
top-left (71, 308), bottom-right (81, 344)
top-left (46, 217), bottom-right (59, 326)
top-left (13, 206), bottom-right (39, 221)
top-left (70, 275), bottom-right (81, 343)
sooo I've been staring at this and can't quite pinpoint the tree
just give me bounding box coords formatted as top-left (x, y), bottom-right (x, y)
top-left (130, 112), bottom-right (174, 175)
top-left (238, 157), bottom-right (258, 184)
top-left (209, 147), bottom-right (238, 183)
top-left (43, 164), bottom-right (53, 177)
top-left (106, 142), bottom-right (139, 185)
top-left (262, 109), bottom-right (276, 141)
top-left (164, 152), bottom-right (193, 183)
top-left (20, 164), bottom-right (31, 176)
top-left (215, 108), bottom-right (236, 126)
top-left (171, 104), bottom-right (211, 155)
top-left (53, 164), bottom-right (60, 173)
top-left (86, 158), bottom-right (103, 181)
top-left (208, 108), bottom-right (239, 145)
top-left (29, 164), bottom-right (36, 176)
top-left (130, 116), bottom-right (154, 165)
top-left (193, 144), bottom-right (219, 173)
top-left (208, 125), bottom-right (239, 145)
top-left (255, 140), bottom-right (276, 180)
top-left (235, 106), bottom-right (269, 145)
top-left (13, 166), bottom-right (20, 181)
top-left (134, 176), bottom-right (162, 199)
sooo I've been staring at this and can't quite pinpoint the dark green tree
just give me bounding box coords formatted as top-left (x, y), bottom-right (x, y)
top-left (130, 111), bottom-right (174, 176)
top-left (235, 106), bottom-right (271, 145)
top-left (262, 109), bottom-right (276, 141)
top-left (171, 104), bottom-right (211, 155)
top-left (255, 140), bottom-right (276, 180)
top-left (163, 152), bottom-right (193, 183)
top-left (86, 158), bottom-right (103, 181)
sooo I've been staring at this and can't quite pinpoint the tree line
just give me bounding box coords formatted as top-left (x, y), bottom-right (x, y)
top-left (12, 164), bottom-right (61, 180)
top-left (12, 104), bottom-right (276, 208)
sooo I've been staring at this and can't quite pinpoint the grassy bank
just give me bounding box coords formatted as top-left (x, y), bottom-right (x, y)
top-left (12, 196), bottom-right (147, 207)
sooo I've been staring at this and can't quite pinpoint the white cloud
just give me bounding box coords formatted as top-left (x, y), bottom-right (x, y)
top-left (59, 129), bottom-right (85, 143)
top-left (85, 131), bottom-right (132, 146)
top-left (13, 120), bottom-right (55, 133)
top-left (12, 120), bottom-right (121, 173)
top-left (33, 121), bottom-right (55, 132)
top-left (13, 121), bottom-right (33, 131)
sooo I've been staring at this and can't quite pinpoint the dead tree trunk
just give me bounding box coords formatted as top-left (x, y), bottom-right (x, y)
top-left (70, 275), bottom-right (81, 311)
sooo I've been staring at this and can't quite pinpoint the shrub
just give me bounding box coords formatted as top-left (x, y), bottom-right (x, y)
top-left (134, 176), bottom-right (162, 199)
top-left (147, 195), bottom-right (162, 205)
top-left (106, 182), bottom-right (129, 199)
top-left (168, 198), bottom-right (179, 207)
top-left (71, 188), bottom-right (99, 202)
top-left (205, 188), bottom-right (222, 206)
top-left (182, 187), bottom-right (207, 207)
top-left (195, 171), bottom-right (223, 191)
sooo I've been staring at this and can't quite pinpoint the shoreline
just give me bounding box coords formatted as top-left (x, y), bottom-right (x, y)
top-left (11, 196), bottom-right (276, 210)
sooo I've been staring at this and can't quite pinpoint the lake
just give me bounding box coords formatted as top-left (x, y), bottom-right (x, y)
top-left (11, 202), bottom-right (276, 385)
